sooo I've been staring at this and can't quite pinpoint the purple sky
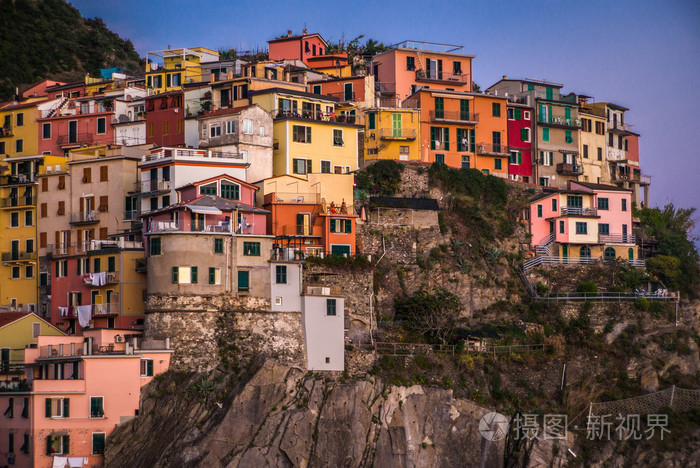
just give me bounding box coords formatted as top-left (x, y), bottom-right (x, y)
top-left (70, 0), bottom-right (700, 241)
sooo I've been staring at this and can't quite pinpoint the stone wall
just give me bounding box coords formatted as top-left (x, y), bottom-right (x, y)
top-left (368, 207), bottom-right (438, 229)
top-left (145, 294), bottom-right (305, 372)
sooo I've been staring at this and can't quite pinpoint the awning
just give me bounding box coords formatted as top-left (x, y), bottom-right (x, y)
top-left (187, 205), bottom-right (222, 215)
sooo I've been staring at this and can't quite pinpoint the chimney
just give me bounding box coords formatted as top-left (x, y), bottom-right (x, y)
top-left (502, 75), bottom-right (507, 80)
top-left (287, 30), bottom-right (293, 37)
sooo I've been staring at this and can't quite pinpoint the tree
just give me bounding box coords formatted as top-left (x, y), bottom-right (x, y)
top-left (394, 288), bottom-right (463, 345)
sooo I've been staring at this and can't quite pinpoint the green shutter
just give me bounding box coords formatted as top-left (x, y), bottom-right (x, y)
top-left (514, 108), bottom-right (521, 120)
top-left (518, 152), bottom-right (522, 164)
top-left (238, 271), bottom-right (249, 292)
top-left (172, 266), bottom-right (178, 283)
top-left (330, 219), bottom-right (336, 233)
top-left (214, 238), bottom-right (223, 253)
top-left (45, 398), bottom-right (52, 417)
top-left (191, 266), bottom-right (198, 283)
top-left (147, 360), bottom-right (153, 376)
top-left (292, 125), bottom-right (298, 142)
top-left (460, 100), bottom-right (469, 120)
top-left (62, 435), bottom-right (69, 454)
top-left (565, 107), bottom-right (571, 121)
top-left (456, 129), bottom-right (463, 152)
top-left (46, 436), bottom-right (52, 455)
top-left (345, 219), bottom-right (352, 233)
top-left (548, 106), bottom-right (553, 123)
top-left (444, 128), bottom-right (449, 150)
top-left (435, 97), bottom-right (444, 118)
top-left (368, 113), bottom-right (375, 130)
top-left (430, 127), bottom-right (436, 150)
top-left (521, 128), bottom-right (527, 141)
top-left (543, 128), bottom-right (549, 141)
top-left (209, 267), bottom-right (215, 284)
top-left (469, 129), bottom-right (475, 152)
top-left (63, 398), bottom-right (69, 417)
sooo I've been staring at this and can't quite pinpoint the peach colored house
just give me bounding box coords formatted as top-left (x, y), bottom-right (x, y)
top-left (0, 329), bottom-right (171, 468)
top-left (268, 31), bottom-right (332, 66)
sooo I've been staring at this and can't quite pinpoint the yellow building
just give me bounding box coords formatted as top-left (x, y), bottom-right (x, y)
top-left (146, 47), bottom-right (219, 94)
top-left (364, 106), bottom-right (420, 164)
top-left (578, 98), bottom-right (609, 184)
top-left (250, 88), bottom-right (360, 176)
top-left (0, 99), bottom-right (46, 160)
top-left (0, 312), bottom-right (64, 382)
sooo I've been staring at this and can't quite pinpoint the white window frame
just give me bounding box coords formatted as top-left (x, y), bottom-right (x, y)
top-left (210, 123), bottom-right (222, 138)
top-left (49, 434), bottom-right (68, 454)
top-left (320, 160), bottom-right (332, 173)
top-left (49, 397), bottom-right (65, 418)
top-left (524, 111), bottom-right (531, 120)
top-left (96, 117), bottom-right (107, 135)
top-left (225, 120), bottom-right (235, 134)
top-left (332, 128), bottom-right (343, 147)
top-left (522, 127), bottom-right (531, 143)
top-left (259, 126), bottom-right (265, 136)
top-left (242, 119), bottom-right (253, 134)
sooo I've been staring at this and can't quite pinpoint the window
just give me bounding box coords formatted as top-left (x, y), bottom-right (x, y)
top-left (214, 238), bottom-right (223, 253)
top-left (226, 120), bottom-right (235, 134)
top-left (521, 127), bottom-right (531, 142)
top-left (537, 205), bottom-right (543, 218)
top-left (90, 397), bottom-right (104, 418)
top-left (492, 103), bottom-right (501, 117)
top-left (565, 130), bottom-right (573, 144)
top-left (42, 123), bottom-right (51, 139)
top-left (292, 158), bottom-right (311, 174)
top-left (604, 247), bottom-right (616, 260)
top-left (150, 237), bottom-right (161, 255)
top-left (25, 265), bottom-right (34, 278)
top-left (321, 160), bottom-right (331, 173)
top-left (210, 124), bottom-right (221, 137)
top-left (16, 113), bottom-right (24, 126)
top-left (208, 267), bottom-right (221, 285)
top-left (494, 158), bottom-right (502, 170)
top-left (97, 117), bottom-right (106, 134)
top-left (509, 151), bottom-right (522, 165)
top-left (83, 168), bottom-right (91, 183)
top-left (507, 108), bottom-right (514, 120)
top-left (567, 195), bottom-right (583, 208)
top-left (400, 146), bottom-right (410, 156)
top-left (430, 127), bottom-right (449, 150)
top-left (542, 128), bottom-right (549, 141)
top-left (276, 265), bottom-right (287, 284)
top-left (11, 212), bottom-right (19, 227)
top-left (58, 175), bottom-right (65, 190)
top-left (45, 397), bottom-right (69, 418)
top-left (21, 433), bottom-right (29, 453)
top-left (599, 223), bottom-right (610, 235)
top-left (559, 220), bottom-right (565, 233)
top-left (583, 144), bottom-right (589, 159)
top-left (46, 434), bottom-right (69, 455)
top-left (237, 270), bottom-right (250, 292)
top-left (330, 219), bottom-right (352, 233)
top-left (539, 177), bottom-right (550, 187)
top-left (25, 210), bottom-right (33, 226)
top-left (597, 198), bottom-right (609, 210)
top-left (552, 198), bottom-right (558, 211)
top-left (461, 155), bottom-right (470, 168)
top-left (621, 199), bottom-right (628, 211)
top-left (368, 113), bottom-right (376, 130)
top-left (98, 196), bottom-right (108, 212)
top-left (326, 299), bottom-right (337, 316)
top-left (406, 56), bottom-right (415, 71)
top-left (16, 139), bottom-right (23, 152)
top-left (292, 125), bottom-right (311, 143)
top-left (243, 242), bottom-right (261, 256)
top-left (435, 154), bottom-right (445, 164)
top-left (56, 260), bottom-right (68, 278)
top-left (92, 432), bottom-right (106, 455)
top-left (333, 129), bottom-right (343, 146)
top-left (140, 359), bottom-right (154, 377)
top-left (242, 119), bottom-right (253, 134)
top-left (575, 222), bottom-right (588, 235)
top-left (11, 266), bottom-right (20, 279)
top-left (4, 397), bottom-right (13, 418)
top-left (221, 183), bottom-right (239, 200)
top-left (539, 151), bottom-right (553, 166)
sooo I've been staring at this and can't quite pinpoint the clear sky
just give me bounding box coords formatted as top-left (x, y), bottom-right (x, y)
top-left (70, 0), bottom-right (700, 237)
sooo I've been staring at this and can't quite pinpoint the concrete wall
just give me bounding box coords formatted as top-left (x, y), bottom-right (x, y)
top-left (302, 295), bottom-right (344, 371)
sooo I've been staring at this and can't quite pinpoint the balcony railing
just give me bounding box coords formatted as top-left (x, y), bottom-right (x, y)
top-left (476, 143), bottom-right (510, 156)
top-left (324, 91), bottom-right (356, 102)
top-left (415, 70), bottom-right (469, 84)
top-left (556, 163), bottom-right (583, 175)
top-left (0, 125), bottom-right (12, 138)
top-left (375, 98), bottom-right (420, 109)
top-left (273, 108), bottom-right (357, 124)
top-left (611, 172), bottom-right (651, 184)
top-left (609, 121), bottom-right (634, 134)
top-left (264, 192), bottom-right (321, 204)
top-left (143, 148), bottom-right (245, 162)
top-left (0, 196), bottom-right (34, 208)
top-left (47, 242), bottom-right (91, 257)
top-left (56, 133), bottom-right (96, 146)
top-left (69, 211), bottom-right (99, 224)
top-left (141, 178), bottom-right (171, 193)
top-left (0, 174), bottom-right (36, 186)
top-left (599, 233), bottom-right (635, 244)
top-left (270, 248), bottom-right (357, 262)
top-left (379, 128), bottom-right (417, 140)
top-left (82, 271), bottom-right (119, 286)
top-left (428, 110), bottom-right (479, 123)
top-left (560, 207), bottom-right (598, 216)
top-left (1, 251), bottom-right (37, 262)
top-left (92, 302), bottom-right (120, 316)
top-left (146, 219), bottom-right (257, 235)
top-left (537, 115), bottom-right (582, 128)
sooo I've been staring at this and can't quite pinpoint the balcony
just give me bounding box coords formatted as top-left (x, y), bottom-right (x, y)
top-left (375, 98), bottom-right (420, 109)
top-left (82, 271), bottom-right (119, 286)
top-left (476, 143), bottom-right (510, 156)
top-left (143, 148), bottom-right (245, 162)
top-left (140, 178), bottom-right (171, 194)
top-left (270, 248), bottom-right (355, 262)
top-left (556, 163), bottom-right (583, 175)
top-left (428, 110), bottom-right (478, 124)
top-left (69, 210), bottom-right (99, 225)
top-left (599, 233), bottom-right (635, 244)
top-left (92, 302), bottom-right (120, 316)
top-left (606, 147), bottom-right (627, 162)
top-left (264, 192), bottom-right (321, 205)
top-left (537, 115), bottom-right (581, 129)
top-left (0, 196), bottom-right (34, 208)
top-left (0, 125), bottom-right (12, 138)
top-left (415, 69), bottom-right (469, 85)
top-left (379, 128), bottom-right (417, 140)
top-left (146, 219), bottom-right (257, 235)
top-left (325, 91), bottom-right (356, 102)
top-left (47, 242), bottom-right (90, 257)
top-left (560, 207), bottom-right (598, 216)
top-left (1, 251), bottom-right (37, 262)
top-left (0, 174), bottom-right (36, 186)
top-left (609, 120), bottom-right (634, 135)
top-left (273, 108), bottom-right (357, 124)
top-left (56, 133), bottom-right (96, 147)
top-left (611, 171), bottom-right (651, 185)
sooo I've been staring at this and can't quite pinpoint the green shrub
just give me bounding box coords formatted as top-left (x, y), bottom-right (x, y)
top-left (576, 281), bottom-right (598, 293)
top-left (634, 297), bottom-right (650, 311)
top-left (355, 160), bottom-right (404, 195)
top-left (536, 282), bottom-right (550, 296)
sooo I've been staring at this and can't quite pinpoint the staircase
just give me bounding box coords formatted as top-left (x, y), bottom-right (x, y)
top-left (534, 232), bottom-right (555, 256)
top-left (46, 96), bottom-right (68, 118)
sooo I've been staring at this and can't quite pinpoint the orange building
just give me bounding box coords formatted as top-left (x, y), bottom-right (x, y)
top-left (406, 89), bottom-right (510, 176)
top-left (371, 41), bottom-right (474, 103)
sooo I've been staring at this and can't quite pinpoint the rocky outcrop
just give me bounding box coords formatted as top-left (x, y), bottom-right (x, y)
top-left (105, 359), bottom-right (505, 468)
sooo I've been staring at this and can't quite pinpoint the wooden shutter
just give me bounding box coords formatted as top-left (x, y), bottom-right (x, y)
top-left (42, 178), bottom-right (48, 192)
top-left (345, 219), bottom-right (352, 233)
top-left (456, 129), bottom-right (462, 152)
top-left (62, 435), bottom-right (69, 454)
top-left (63, 398), bottom-right (69, 417)
top-left (330, 219), bottom-right (336, 233)
top-left (469, 129), bottom-right (475, 152)
top-left (40, 232), bottom-right (47, 248)
top-left (41, 203), bottom-right (47, 217)
top-left (209, 267), bottom-right (215, 284)
top-left (99, 227), bottom-right (108, 240)
top-left (514, 108), bottom-right (521, 120)
top-left (45, 398), bottom-right (52, 417)
top-left (444, 128), bottom-right (449, 151)
top-left (99, 196), bottom-right (108, 212)
top-left (46, 436), bottom-right (52, 455)
top-left (147, 360), bottom-right (153, 376)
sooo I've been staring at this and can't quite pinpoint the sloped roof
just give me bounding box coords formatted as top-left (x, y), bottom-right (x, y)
top-left (571, 181), bottom-right (633, 192)
top-left (187, 195), bottom-right (270, 214)
top-left (0, 312), bottom-right (31, 328)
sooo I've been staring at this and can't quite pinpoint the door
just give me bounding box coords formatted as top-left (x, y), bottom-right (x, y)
top-left (622, 224), bottom-right (628, 243)
top-left (628, 248), bottom-right (634, 262)
top-left (69, 121), bottom-right (77, 143)
top-left (344, 83), bottom-right (353, 101)
top-left (392, 113), bottom-right (402, 138)
top-left (150, 168), bottom-right (158, 191)
top-left (492, 131), bottom-right (501, 153)
top-left (296, 213), bottom-right (310, 235)
top-left (220, 88), bottom-right (230, 108)
top-left (426, 59), bottom-right (437, 79)
top-left (237, 271), bottom-right (250, 292)
top-left (562, 245), bottom-right (568, 264)
top-left (11, 240), bottom-right (19, 260)
top-left (434, 97), bottom-right (444, 119)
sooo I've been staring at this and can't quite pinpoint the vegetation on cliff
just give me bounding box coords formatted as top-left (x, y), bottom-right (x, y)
top-left (0, 0), bottom-right (143, 99)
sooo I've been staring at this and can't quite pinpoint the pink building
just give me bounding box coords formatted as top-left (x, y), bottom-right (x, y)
top-left (0, 329), bottom-right (171, 468)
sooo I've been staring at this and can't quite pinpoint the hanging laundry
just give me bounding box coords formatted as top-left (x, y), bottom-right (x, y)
top-left (97, 271), bottom-right (107, 286)
top-left (76, 305), bottom-right (92, 328)
top-left (52, 457), bottom-right (68, 468)
top-left (59, 306), bottom-right (68, 317)
top-left (67, 457), bottom-right (86, 467)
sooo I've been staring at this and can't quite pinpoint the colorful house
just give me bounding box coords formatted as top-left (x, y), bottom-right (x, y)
top-left (363, 105), bottom-right (421, 164)
top-left (145, 47), bottom-right (219, 94)
top-left (249, 88), bottom-right (360, 176)
top-left (0, 329), bottom-right (171, 468)
top-left (268, 31), bottom-right (332, 67)
top-left (529, 181), bottom-right (638, 263)
top-left (405, 89), bottom-right (509, 176)
top-left (309, 75), bottom-right (376, 108)
top-left (506, 101), bottom-right (534, 183)
top-left (371, 41), bottom-right (474, 102)
top-left (577, 96), bottom-right (608, 186)
top-left (145, 90), bottom-right (185, 147)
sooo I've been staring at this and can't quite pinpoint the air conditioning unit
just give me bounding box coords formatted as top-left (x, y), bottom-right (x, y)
top-left (114, 335), bottom-right (125, 343)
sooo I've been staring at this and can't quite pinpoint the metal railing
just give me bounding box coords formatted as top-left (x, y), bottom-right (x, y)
top-left (390, 40), bottom-right (465, 53)
top-left (82, 271), bottom-right (119, 285)
top-left (0, 174), bottom-right (36, 185)
top-left (375, 98), bottom-right (420, 109)
top-left (598, 233), bottom-right (635, 244)
top-left (415, 70), bottom-right (469, 84)
top-left (523, 255), bottom-right (645, 271)
top-left (560, 206), bottom-right (597, 216)
top-left (69, 211), bottom-right (99, 224)
top-left (0, 197), bottom-right (34, 208)
top-left (379, 128), bottom-right (417, 139)
top-left (143, 148), bottom-right (245, 162)
top-left (476, 143), bottom-right (509, 155)
top-left (141, 178), bottom-right (171, 193)
top-left (92, 302), bottom-right (119, 315)
top-left (272, 108), bottom-right (357, 124)
top-left (556, 163), bottom-right (582, 175)
top-left (146, 219), bottom-right (257, 234)
top-left (537, 114), bottom-right (582, 128)
top-left (270, 248), bottom-right (357, 261)
top-left (611, 172), bottom-right (650, 184)
top-left (0, 125), bottom-right (13, 138)
top-left (429, 110), bottom-right (479, 123)
top-left (264, 192), bottom-right (321, 204)
top-left (1, 251), bottom-right (37, 261)
top-left (609, 120), bottom-right (634, 133)
top-left (47, 242), bottom-right (91, 257)
top-left (537, 290), bottom-right (674, 301)
top-left (56, 133), bottom-right (97, 146)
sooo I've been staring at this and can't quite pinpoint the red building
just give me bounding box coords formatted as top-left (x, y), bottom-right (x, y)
top-left (268, 31), bottom-right (330, 66)
top-left (145, 91), bottom-right (185, 147)
top-left (309, 75), bottom-right (369, 103)
top-left (506, 102), bottom-right (534, 183)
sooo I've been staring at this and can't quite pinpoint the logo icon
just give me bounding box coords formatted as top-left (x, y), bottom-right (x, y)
top-left (479, 412), bottom-right (509, 441)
